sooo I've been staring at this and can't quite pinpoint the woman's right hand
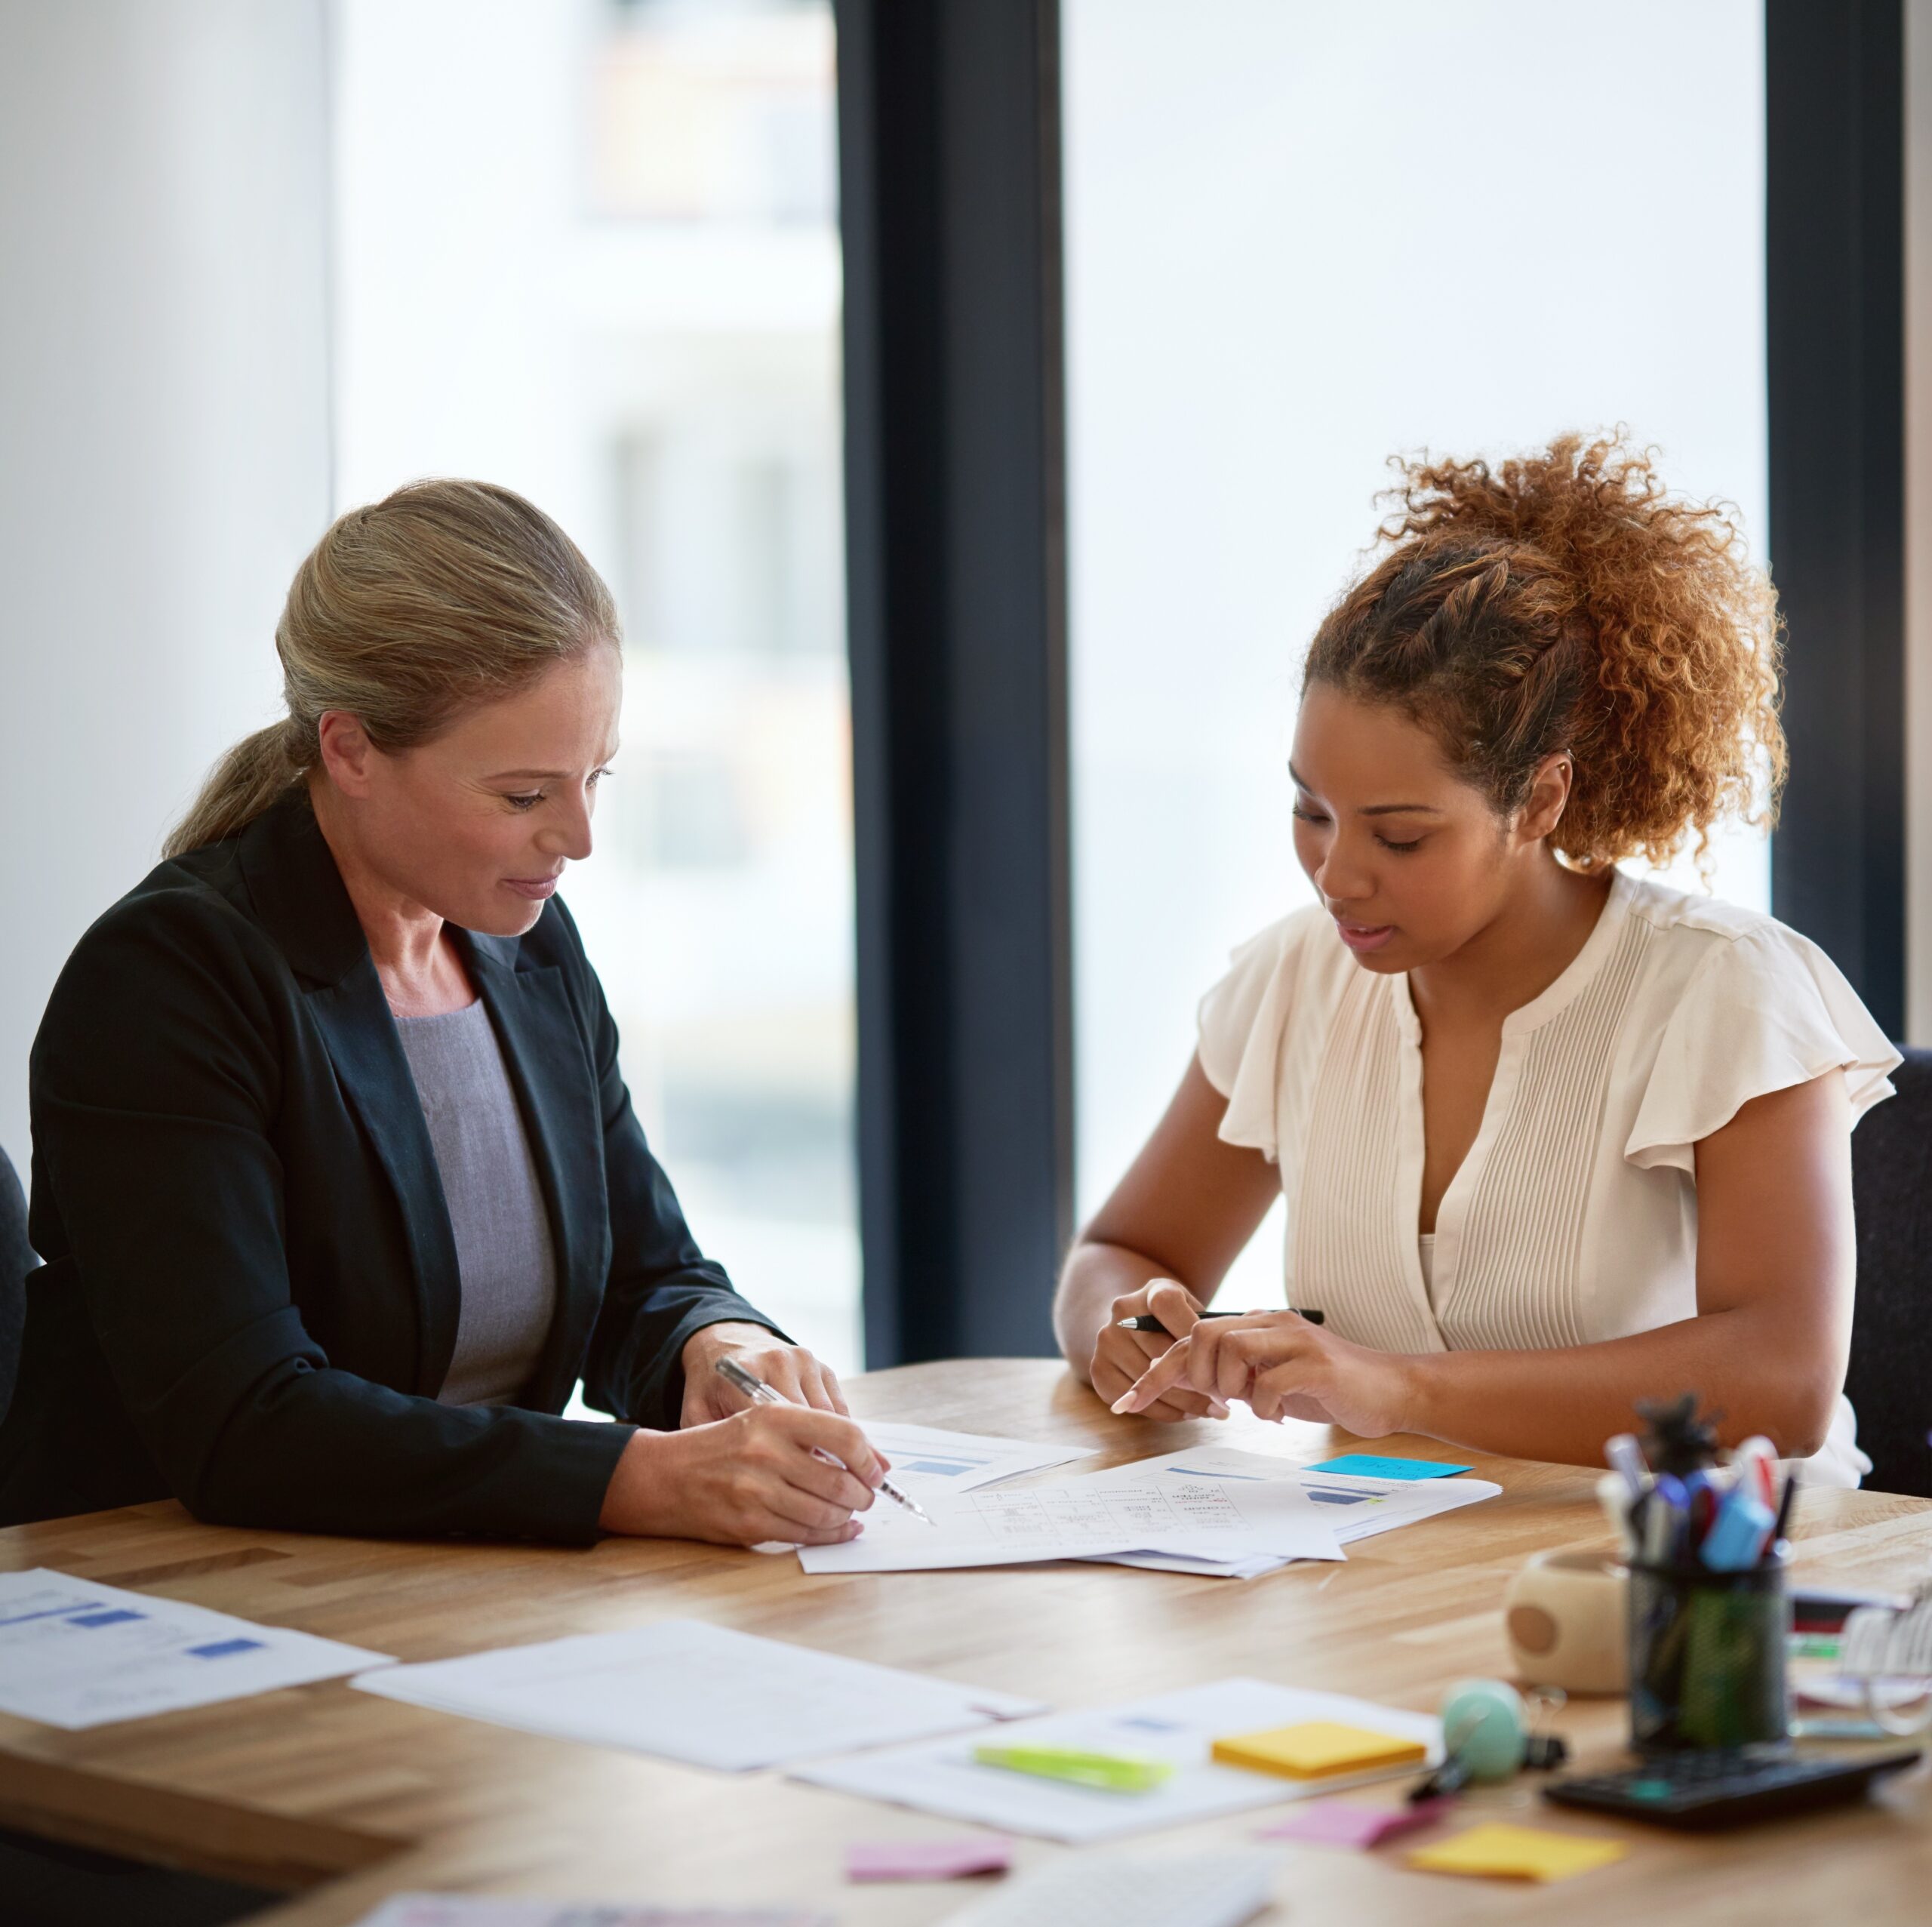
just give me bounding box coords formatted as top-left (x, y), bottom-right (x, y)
top-left (598, 1405), bottom-right (888, 1546)
top-left (1087, 1277), bottom-right (1228, 1422)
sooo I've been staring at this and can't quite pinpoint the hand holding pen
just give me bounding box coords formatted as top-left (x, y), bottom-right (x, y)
top-left (1112, 1303), bottom-right (1410, 1434)
top-left (1118, 1308), bottom-right (1325, 1332)
top-left (715, 1356), bottom-right (935, 1526)
top-left (1088, 1279), bottom-right (1234, 1421)
top-left (1092, 1278), bottom-right (1324, 1423)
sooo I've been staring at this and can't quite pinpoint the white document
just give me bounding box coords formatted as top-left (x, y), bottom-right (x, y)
top-left (863, 1421), bottom-right (1097, 1494)
top-left (791, 1676), bottom-right (1442, 1843)
top-left (1085, 1450), bottom-right (1502, 1578)
top-left (0, 1568), bottom-right (391, 1730)
top-left (351, 1617), bottom-right (1041, 1771)
top-left (798, 1454), bottom-right (1343, 1575)
top-left (1097, 1550), bottom-right (1294, 1581)
top-left (352, 1899), bottom-right (829, 1927)
top-left (1300, 1464), bottom-right (1502, 1542)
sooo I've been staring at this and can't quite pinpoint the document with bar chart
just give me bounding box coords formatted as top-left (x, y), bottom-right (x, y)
top-left (0, 1568), bottom-right (390, 1728)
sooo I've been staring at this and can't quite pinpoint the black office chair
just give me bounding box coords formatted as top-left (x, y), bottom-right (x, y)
top-left (0, 1143), bottom-right (27, 1426)
top-left (1845, 1047), bottom-right (1932, 1498)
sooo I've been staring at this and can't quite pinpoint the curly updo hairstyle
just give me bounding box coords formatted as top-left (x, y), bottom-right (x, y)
top-left (1303, 432), bottom-right (1785, 871)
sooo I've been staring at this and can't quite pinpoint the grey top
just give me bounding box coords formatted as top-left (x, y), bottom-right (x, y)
top-left (395, 1000), bottom-right (558, 1407)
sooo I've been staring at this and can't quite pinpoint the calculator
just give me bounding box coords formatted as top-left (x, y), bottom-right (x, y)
top-left (1544, 1745), bottom-right (1923, 1830)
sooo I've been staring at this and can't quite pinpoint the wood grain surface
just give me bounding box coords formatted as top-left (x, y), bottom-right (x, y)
top-left (4, 1359), bottom-right (1930, 1925)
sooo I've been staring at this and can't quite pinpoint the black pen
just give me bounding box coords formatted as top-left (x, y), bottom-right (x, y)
top-left (715, 1356), bottom-right (935, 1525)
top-left (1116, 1307), bottom-right (1325, 1333)
top-left (1770, 1470), bottom-right (1798, 1549)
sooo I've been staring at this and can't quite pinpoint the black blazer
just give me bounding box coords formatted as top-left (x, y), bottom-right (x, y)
top-left (0, 794), bottom-right (778, 1538)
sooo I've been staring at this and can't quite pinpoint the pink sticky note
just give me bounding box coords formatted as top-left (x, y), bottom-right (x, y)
top-left (1260, 1797), bottom-right (1457, 1849)
top-left (845, 1836), bottom-right (1014, 1882)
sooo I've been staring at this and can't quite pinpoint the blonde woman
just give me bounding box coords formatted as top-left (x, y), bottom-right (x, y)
top-left (2, 482), bottom-right (885, 1544)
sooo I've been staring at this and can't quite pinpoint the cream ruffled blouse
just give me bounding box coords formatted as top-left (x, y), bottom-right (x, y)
top-left (1196, 870), bottom-right (1900, 1487)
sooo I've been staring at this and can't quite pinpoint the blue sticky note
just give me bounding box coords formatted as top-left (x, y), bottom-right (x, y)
top-left (65, 1608), bottom-right (145, 1628)
top-left (186, 1638), bottom-right (265, 1660)
top-left (1307, 1454), bottom-right (1470, 1480)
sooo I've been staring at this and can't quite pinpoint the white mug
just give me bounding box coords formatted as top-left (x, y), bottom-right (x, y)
top-left (1503, 1550), bottom-right (1629, 1696)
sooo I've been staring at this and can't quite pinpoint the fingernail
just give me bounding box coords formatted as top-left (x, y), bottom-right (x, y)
top-left (1110, 1395), bottom-right (1135, 1414)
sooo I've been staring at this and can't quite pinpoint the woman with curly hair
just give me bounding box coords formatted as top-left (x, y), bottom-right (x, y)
top-left (1058, 434), bottom-right (1894, 1483)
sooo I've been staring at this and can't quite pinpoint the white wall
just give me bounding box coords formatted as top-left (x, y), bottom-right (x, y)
top-left (0, 2), bottom-right (333, 1176)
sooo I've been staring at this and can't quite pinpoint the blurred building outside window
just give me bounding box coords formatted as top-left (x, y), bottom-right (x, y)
top-left (332, 0), bottom-right (860, 1389)
top-left (1063, 1), bottom-right (1771, 1311)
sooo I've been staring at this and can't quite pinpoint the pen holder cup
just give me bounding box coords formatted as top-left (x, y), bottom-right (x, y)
top-left (1628, 1553), bottom-right (1789, 1753)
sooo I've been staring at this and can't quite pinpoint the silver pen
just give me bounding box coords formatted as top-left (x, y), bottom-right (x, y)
top-left (714, 1356), bottom-right (935, 1525)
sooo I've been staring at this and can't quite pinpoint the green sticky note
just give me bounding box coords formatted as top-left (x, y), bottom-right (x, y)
top-left (1309, 1454), bottom-right (1471, 1480)
top-left (1789, 1634), bottom-right (1843, 1661)
top-left (971, 1744), bottom-right (1173, 1793)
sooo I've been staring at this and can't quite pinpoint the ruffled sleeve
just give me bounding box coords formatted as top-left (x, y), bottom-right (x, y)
top-left (1196, 907), bottom-right (1324, 1162)
top-left (1625, 923), bottom-right (1900, 1174)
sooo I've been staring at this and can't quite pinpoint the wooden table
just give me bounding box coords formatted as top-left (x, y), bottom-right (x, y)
top-left (4, 1359), bottom-right (1932, 1925)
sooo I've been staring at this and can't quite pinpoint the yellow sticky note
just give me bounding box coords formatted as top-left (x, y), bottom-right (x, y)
top-left (1406, 1822), bottom-right (1630, 1883)
top-left (1210, 1720), bottom-right (1428, 1779)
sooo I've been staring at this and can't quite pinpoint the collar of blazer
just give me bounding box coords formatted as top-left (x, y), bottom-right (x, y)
top-left (236, 792), bottom-right (521, 988)
top-left (232, 791), bottom-right (605, 1405)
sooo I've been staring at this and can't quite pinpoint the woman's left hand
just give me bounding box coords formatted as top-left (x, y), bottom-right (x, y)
top-left (679, 1323), bottom-right (851, 1427)
top-left (1109, 1312), bottom-right (1417, 1438)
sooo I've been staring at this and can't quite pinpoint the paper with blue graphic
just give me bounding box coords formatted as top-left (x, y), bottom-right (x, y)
top-left (0, 1568), bottom-right (390, 1728)
top-left (860, 1421), bottom-right (1098, 1495)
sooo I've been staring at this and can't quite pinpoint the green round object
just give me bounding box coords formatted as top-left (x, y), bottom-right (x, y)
top-left (1440, 1677), bottom-right (1526, 1782)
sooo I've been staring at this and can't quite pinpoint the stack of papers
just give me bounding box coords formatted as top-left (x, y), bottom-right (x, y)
top-left (352, 1618), bottom-right (1040, 1769)
top-left (799, 1444), bottom-right (1500, 1579)
top-left (798, 1446), bottom-right (1346, 1575)
top-left (0, 1569), bottom-right (391, 1730)
top-left (1088, 1448), bottom-right (1503, 1580)
top-left (791, 1677), bottom-right (1442, 1842)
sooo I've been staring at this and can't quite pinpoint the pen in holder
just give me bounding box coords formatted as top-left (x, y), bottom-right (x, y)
top-left (1628, 1549), bottom-right (1790, 1752)
top-left (1609, 1397), bottom-right (1794, 1753)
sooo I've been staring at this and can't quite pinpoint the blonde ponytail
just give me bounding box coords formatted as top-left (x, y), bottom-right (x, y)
top-left (166, 721), bottom-right (306, 859)
top-left (165, 479), bottom-right (619, 860)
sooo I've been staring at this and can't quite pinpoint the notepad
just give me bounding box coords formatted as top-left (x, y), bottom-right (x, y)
top-left (1211, 1719), bottom-right (1428, 1778)
top-left (1405, 1821), bottom-right (1629, 1882)
top-left (1306, 1454), bottom-right (1471, 1480)
top-left (846, 1836), bottom-right (1013, 1881)
top-left (1259, 1795), bottom-right (1456, 1847)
